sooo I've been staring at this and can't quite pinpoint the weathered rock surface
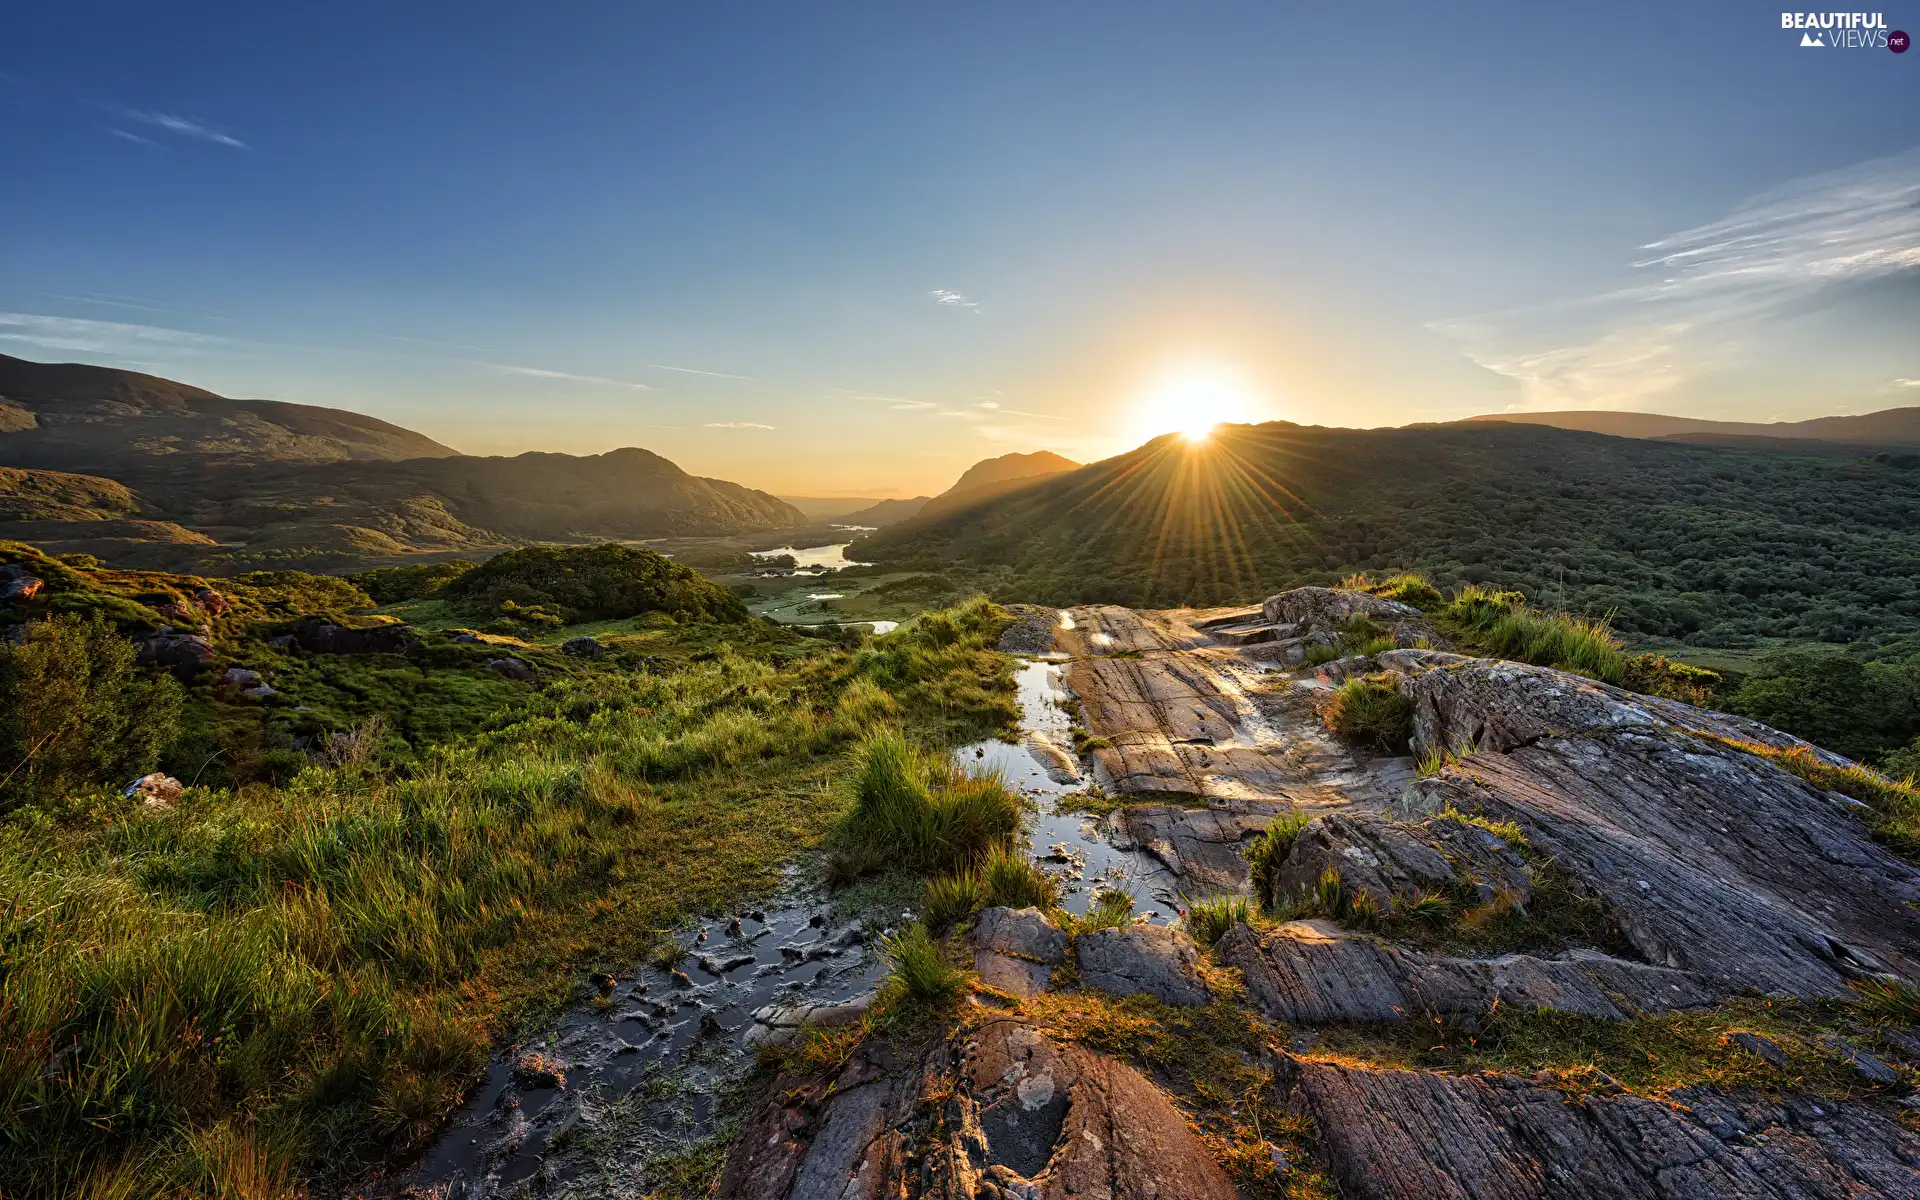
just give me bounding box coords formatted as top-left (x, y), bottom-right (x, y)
top-left (0, 573), bottom-right (43, 602)
top-left (294, 619), bottom-right (417, 655)
top-left (486, 656), bottom-right (537, 681)
top-left (1391, 655), bottom-right (1920, 998)
top-left (1076, 924), bottom-right (1211, 1006)
top-left (560, 635), bottom-right (601, 656)
top-left (715, 1020), bottom-right (1238, 1199)
top-left (744, 993), bottom-right (875, 1050)
top-left (136, 630), bottom-right (214, 678)
top-left (1272, 809), bottom-right (1534, 908)
top-left (975, 906), bottom-right (1067, 964)
top-left (1262, 585), bottom-right (1420, 629)
top-left (1219, 920), bottom-right (1716, 1022)
top-left (1279, 1052), bottom-right (1920, 1199)
top-left (1110, 800), bottom-right (1272, 891)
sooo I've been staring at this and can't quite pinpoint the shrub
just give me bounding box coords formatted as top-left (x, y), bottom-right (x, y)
top-left (1371, 573), bottom-right (1445, 612)
top-left (1078, 886), bottom-right (1136, 932)
top-left (1184, 895), bottom-right (1252, 946)
top-left (443, 543), bottom-right (747, 625)
top-left (349, 561), bottom-right (476, 604)
top-left (1723, 648), bottom-right (1919, 765)
top-left (1322, 676), bottom-right (1413, 752)
top-left (1623, 653), bottom-right (1722, 705)
top-left (0, 613), bottom-right (182, 810)
top-left (832, 731), bottom-right (1021, 878)
top-left (1443, 586), bottom-right (1627, 685)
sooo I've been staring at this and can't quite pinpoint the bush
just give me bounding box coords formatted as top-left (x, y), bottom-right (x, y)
top-left (831, 731), bottom-right (1021, 878)
top-left (348, 561), bottom-right (476, 604)
top-left (1723, 648), bottom-right (1919, 764)
top-left (1623, 653), bottom-right (1722, 705)
top-left (1322, 676), bottom-right (1413, 752)
top-left (443, 543), bottom-right (747, 625)
top-left (877, 923), bottom-right (966, 1012)
top-left (0, 613), bottom-right (182, 810)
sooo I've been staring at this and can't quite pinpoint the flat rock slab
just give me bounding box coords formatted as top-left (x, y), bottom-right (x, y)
top-left (975, 906), bottom-right (1068, 965)
top-left (714, 1020), bottom-right (1238, 1199)
top-left (1111, 801), bottom-right (1273, 892)
top-left (1219, 921), bottom-right (1716, 1023)
top-left (1076, 924), bottom-right (1211, 1006)
top-left (975, 949), bottom-right (1053, 998)
top-left (1398, 657), bottom-right (1920, 998)
top-left (1281, 1053), bottom-right (1920, 1199)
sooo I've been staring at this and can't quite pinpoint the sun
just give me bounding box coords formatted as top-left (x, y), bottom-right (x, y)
top-left (1133, 362), bottom-right (1261, 445)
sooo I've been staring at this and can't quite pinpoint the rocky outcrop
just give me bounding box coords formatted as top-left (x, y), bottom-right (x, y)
top-left (136, 630), bottom-right (214, 678)
top-left (1111, 801), bottom-right (1272, 891)
top-left (1262, 585), bottom-right (1420, 629)
top-left (1386, 654), bottom-right (1920, 999)
top-left (714, 1020), bottom-right (1238, 1199)
top-left (1277, 1052), bottom-right (1920, 1199)
top-left (1272, 809), bottom-right (1533, 908)
top-left (124, 772), bottom-right (184, 810)
top-left (560, 635), bottom-right (601, 656)
top-left (293, 619), bottom-right (417, 655)
top-left (1076, 924), bottom-right (1211, 1006)
top-left (974, 906), bottom-right (1068, 998)
top-left (486, 656), bottom-right (537, 681)
top-left (1220, 920), bottom-right (1716, 1023)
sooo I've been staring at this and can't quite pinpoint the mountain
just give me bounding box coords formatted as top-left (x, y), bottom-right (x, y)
top-left (0, 353), bottom-right (459, 472)
top-left (777, 496), bottom-right (885, 521)
top-left (836, 496), bottom-right (929, 526)
top-left (914, 450), bottom-right (1082, 521)
top-left (1458, 406), bottom-right (1920, 446)
top-left (852, 421), bottom-right (1920, 650)
top-left (0, 357), bottom-right (807, 571)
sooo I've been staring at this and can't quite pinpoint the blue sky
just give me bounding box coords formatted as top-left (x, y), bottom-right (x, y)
top-left (2, 1), bottom-right (1916, 495)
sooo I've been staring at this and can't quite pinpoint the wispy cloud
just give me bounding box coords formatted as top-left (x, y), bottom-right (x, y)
top-left (481, 362), bottom-right (655, 390)
top-left (0, 311), bottom-right (227, 356)
top-left (1896, 378), bottom-right (1920, 388)
top-left (930, 289), bottom-right (981, 312)
top-left (118, 109), bottom-right (248, 149)
top-left (703, 421), bottom-right (774, 429)
top-left (1435, 147), bottom-right (1920, 409)
top-left (105, 127), bottom-right (165, 149)
top-left (44, 291), bottom-right (230, 321)
top-left (650, 362), bottom-right (753, 380)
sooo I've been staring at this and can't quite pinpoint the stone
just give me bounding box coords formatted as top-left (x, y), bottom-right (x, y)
top-left (220, 667), bottom-right (263, 688)
top-left (560, 635), bottom-right (602, 656)
top-left (0, 574), bottom-right (44, 603)
top-left (973, 950), bottom-right (1054, 998)
top-left (1274, 811), bottom-right (1459, 908)
top-left (1112, 801), bottom-right (1272, 891)
top-left (266, 634), bottom-right (296, 651)
top-left (293, 620), bottom-right (417, 656)
top-left (1278, 1051), bottom-right (1920, 1199)
top-left (136, 631), bottom-right (214, 679)
top-left (743, 993), bottom-right (875, 1050)
top-left (124, 772), bottom-right (184, 810)
top-left (714, 1020), bottom-right (1238, 1199)
top-left (511, 1051), bottom-right (566, 1089)
top-left (1818, 1035), bottom-right (1903, 1084)
top-left (1261, 586), bottom-right (1419, 630)
top-left (1075, 924), bottom-right (1211, 1006)
top-left (238, 684), bottom-right (279, 702)
top-left (192, 587), bottom-right (231, 616)
top-left (973, 906), bottom-right (1067, 964)
top-left (486, 656), bottom-right (536, 681)
top-left (1219, 921), bottom-right (1716, 1023)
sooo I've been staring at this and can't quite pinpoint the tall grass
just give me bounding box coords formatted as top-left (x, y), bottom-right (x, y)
top-left (831, 730), bottom-right (1021, 879)
top-left (1321, 676), bottom-right (1414, 752)
top-left (1442, 585), bottom-right (1627, 685)
top-left (876, 923), bottom-right (967, 1016)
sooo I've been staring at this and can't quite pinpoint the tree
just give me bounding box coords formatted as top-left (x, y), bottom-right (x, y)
top-left (0, 614), bottom-right (183, 809)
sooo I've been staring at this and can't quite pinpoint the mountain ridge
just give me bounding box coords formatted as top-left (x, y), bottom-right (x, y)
top-left (1457, 405), bottom-right (1920, 446)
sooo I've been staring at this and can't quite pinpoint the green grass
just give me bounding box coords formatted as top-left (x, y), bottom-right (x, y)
top-left (828, 729), bottom-right (1022, 880)
top-left (921, 844), bottom-right (1061, 930)
top-left (1245, 809), bottom-right (1310, 907)
top-left (1073, 886), bottom-right (1137, 933)
top-left (1320, 676), bottom-right (1413, 752)
top-left (0, 598), bottom-right (1018, 1199)
top-left (1183, 895), bottom-right (1253, 946)
top-left (1442, 585), bottom-right (1627, 684)
top-left (874, 922), bottom-right (968, 1017)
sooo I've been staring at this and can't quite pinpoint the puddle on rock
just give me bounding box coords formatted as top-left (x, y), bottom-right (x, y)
top-left (960, 658), bottom-right (1177, 922)
top-left (401, 874), bottom-right (885, 1198)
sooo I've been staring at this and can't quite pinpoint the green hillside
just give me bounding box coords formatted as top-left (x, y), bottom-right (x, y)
top-left (855, 421), bottom-right (1920, 652)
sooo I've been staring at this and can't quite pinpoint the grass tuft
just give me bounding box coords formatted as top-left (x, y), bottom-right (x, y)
top-left (876, 922), bottom-right (967, 1015)
top-left (1442, 585), bottom-right (1626, 685)
top-left (1321, 675), bottom-right (1413, 752)
top-left (831, 730), bottom-right (1022, 879)
top-left (1183, 895), bottom-right (1253, 946)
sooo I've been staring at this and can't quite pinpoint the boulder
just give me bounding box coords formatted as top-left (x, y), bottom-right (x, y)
top-left (714, 1020), bottom-right (1238, 1199)
top-left (1261, 586), bottom-right (1419, 630)
top-left (220, 667), bottom-right (263, 688)
top-left (1276, 1052), bottom-right (1920, 1200)
top-left (293, 620), bottom-right (416, 656)
top-left (0, 575), bottom-right (44, 603)
top-left (486, 656), bottom-right (537, 681)
top-left (1075, 924), bottom-right (1211, 1006)
top-left (124, 773), bottom-right (184, 810)
top-left (239, 684), bottom-right (279, 702)
top-left (560, 635), bottom-right (602, 656)
top-left (192, 587), bottom-right (231, 616)
top-left (136, 631), bottom-right (214, 679)
top-left (974, 906), bottom-right (1067, 964)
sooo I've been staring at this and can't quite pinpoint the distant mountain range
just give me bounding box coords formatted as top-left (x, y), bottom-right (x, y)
top-left (836, 496), bottom-right (930, 526)
top-left (914, 450), bottom-right (1082, 522)
top-left (1457, 406), bottom-right (1920, 447)
top-left (0, 355), bottom-right (805, 571)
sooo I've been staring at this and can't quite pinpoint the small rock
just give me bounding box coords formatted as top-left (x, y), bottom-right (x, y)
top-left (974, 907), bottom-right (1068, 965)
top-left (124, 773), bottom-right (184, 810)
top-left (670, 969), bottom-right (692, 988)
top-left (221, 667), bottom-right (263, 688)
top-left (1818, 1035), bottom-right (1901, 1084)
top-left (591, 971), bottom-right (616, 992)
top-left (485, 656), bottom-right (536, 681)
top-left (1723, 1031), bottom-right (1790, 1069)
top-left (239, 684), bottom-right (279, 702)
top-left (561, 636), bottom-right (602, 657)
top-left (192, 587), bottom-right (231, 616)
top-left (450, 632), bottom-right (484, 645)
top-left (1076, 924), bottom-right (1211, 1006)
top-left (136, 631), bottom-right (214, 679)
top-left (726, 916), bottom-right (743, 937)
top-left (266, 634), bottom-right (296, 651)
top-left (512, 1051), bottom-right (566, 1089)
top-left (1, 575), bottom-right (45, 603)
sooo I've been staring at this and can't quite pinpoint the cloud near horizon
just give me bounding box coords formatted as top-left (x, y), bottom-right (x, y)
top-left (0, 310), bottom-right (227, 357)
top-left (481, 362), bottom-right (654, 390)
top-left (703, 420), bottom-right (774, 429)
top-left (1435, 147), bottom-right (1920, 411)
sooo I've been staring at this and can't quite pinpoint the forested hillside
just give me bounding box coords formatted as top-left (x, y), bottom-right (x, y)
top-left (855, 422), bottom-right (1920, 652)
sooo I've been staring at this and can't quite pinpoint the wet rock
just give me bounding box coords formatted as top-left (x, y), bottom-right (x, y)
top-left (1076, 924), bottom-right (1210, 1006)
top-left (1111, 801), bottom-right (1270, 891)
top-left (995, 604), bottom-right (1062, 655)
top-left (1396, 656), bottom-right (1920, 998)
top-left (1261, 586), bottom-right (1419, 630)
top-left (699, 953), bottom-right (756, 975)
top-left (511, 1051), bottom-right (566, 1089)
top-left (1277, 1051), bottom-right (1920, 1199)
top-left (124, 772), bottom-right (184, 810)
top-left (136, 631), bottom-right (214, 679)
top-left (974, 907), bottom-right (1067, 965)
top-left (485, 656), bottom-right (536, 681)
top-left (294, 619), bottom-right (417, 656)
top-left (1219, 920), bottom-right (1716, 1023)
top-left (561, 635), bottom-right (601, 656)
top-left (743, 993), bottom-right (875, 1050)
top-left (716, 1020), bottom-right (1238, 1199)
